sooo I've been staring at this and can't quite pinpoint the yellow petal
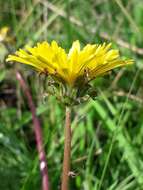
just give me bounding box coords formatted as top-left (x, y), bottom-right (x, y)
top-left (6, 40), bottom-right (134, 86)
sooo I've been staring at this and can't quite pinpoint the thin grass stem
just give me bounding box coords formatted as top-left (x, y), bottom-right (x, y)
top-left (16, 71), bottom-right (50, 190)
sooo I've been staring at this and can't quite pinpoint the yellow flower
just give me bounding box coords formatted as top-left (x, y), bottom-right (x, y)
top-left (0, 27), bottom-right (9, 42)
top-left (0, 26), bottom-right (14, 43)
top-left (6, 40), bottom-right (133, 86)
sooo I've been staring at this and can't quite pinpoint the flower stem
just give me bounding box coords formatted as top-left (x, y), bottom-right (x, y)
top-left (16, 71), bottom-right (50, 190)
top-left (61, 106), bottom-right (72, 190)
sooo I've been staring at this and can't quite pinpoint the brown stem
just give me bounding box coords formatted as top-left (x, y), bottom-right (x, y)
top-left (61, 106), bottom-right (72, 190)
top-left (16, 71), bottom-right (50, 190)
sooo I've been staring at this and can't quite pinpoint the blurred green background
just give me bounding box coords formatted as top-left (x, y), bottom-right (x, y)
top-left (0, 0), bottom-right (143, 189)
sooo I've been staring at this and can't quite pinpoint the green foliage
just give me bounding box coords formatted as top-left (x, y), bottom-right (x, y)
top-left (0, 0), bottom-right (143, 189)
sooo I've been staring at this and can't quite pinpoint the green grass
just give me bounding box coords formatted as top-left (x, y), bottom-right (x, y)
top-left (0, 0), bottom-right (143, 189)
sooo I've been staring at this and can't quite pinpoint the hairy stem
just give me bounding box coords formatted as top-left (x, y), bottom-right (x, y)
top-left (16, 72), bottom-right (50, 190)
top-left (61, 106), bottom-right (72, 190)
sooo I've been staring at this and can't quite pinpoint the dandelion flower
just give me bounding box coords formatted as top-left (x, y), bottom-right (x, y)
top-left (0, 26), bottom-right (14, 43)
top-left (6, 40), bottom-right (133, 105)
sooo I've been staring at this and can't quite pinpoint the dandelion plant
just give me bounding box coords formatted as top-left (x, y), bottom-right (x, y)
top-left (7, 40), bottom-right (133, 190)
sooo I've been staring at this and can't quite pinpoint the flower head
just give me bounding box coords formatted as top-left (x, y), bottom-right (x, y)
top-left (6, 40), bottom-right (133, 105)
top-left (0, 26), bottom-right (14, 43)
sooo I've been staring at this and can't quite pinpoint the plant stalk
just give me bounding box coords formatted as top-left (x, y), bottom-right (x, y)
top-left (61, 106), bottom-right (72, 190)
top-left (16, 71), bottom-right (50, 190)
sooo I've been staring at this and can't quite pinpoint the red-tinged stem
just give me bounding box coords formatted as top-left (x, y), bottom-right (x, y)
top-left (61, 106), bottom-right (71, 190)
top-left (16, 71), bottom-right (50, 190)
